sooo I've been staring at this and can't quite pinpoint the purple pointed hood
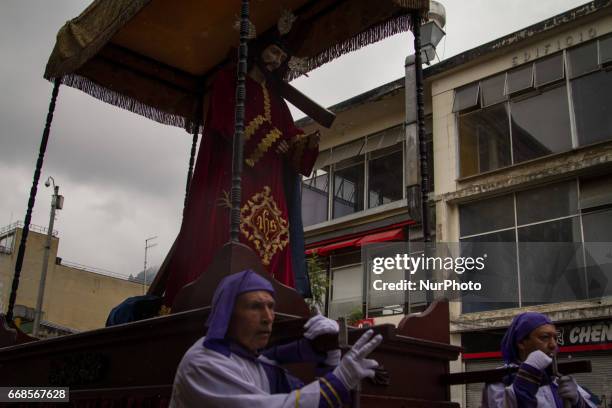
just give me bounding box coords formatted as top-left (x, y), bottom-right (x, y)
top-left (205, 269), bottom-right (275, 344)
top-left (501, 311), bottom-right (553, 364)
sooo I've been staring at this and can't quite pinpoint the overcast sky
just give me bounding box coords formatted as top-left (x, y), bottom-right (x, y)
top-left (0, 0), bottom-right (588, 279)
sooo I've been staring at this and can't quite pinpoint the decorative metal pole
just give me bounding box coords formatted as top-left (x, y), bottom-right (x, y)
top-left (412, 11), bottom-right (434, 305)
top-left (184, 105), bottom-right (202, 212)
top-left (229, 0), bottom-right (250, 242)
top-left (33, 178), bottom-right (60, 337)
top-left (412, 12), bottom-right (430, 244)
top-left (7, 78), bottom-right (61, 322)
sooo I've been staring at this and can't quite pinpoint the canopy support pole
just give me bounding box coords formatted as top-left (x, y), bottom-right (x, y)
top-left (7, 78), bottom-right (61, 323)
top-left (183, 104), bottom-right (202, 212)
top-left (412, 12), bottom-right (434, 305)
top-left (229, 0), bottom-right (250, 242)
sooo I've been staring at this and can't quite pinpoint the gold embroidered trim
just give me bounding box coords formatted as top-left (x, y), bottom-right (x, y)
top-left (295, 389), bottom-right (301, 408)
top-left (240, 186), bottom-right (289, 265)
top-left (242, 82), bottom-right (283, 166)
top-left (245, 128), bottom-right (282, 167)
top-left (244, 115), bottom-right (266, 141)
top-left (319, 377), bottom-right (342, 406)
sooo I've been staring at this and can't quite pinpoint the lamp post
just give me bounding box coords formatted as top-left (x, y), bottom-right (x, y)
top-left (143, 236), bottom-right (157, 294)
top-left (32, 176), bottom-right (64, 337)
top-left (406, 1), bottom-right (446, 308)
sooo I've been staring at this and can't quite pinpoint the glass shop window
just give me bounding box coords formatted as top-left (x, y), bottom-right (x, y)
top-left (302, 167), bottom-right (329, 227)
top-left (510, 85), bottom-right (572, 163)
top-left (459, 103), bottom-right (511, 177)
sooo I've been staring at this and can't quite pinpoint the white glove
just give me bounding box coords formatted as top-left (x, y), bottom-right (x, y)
top-left (304, 315), bottom-right (341, 366)
top-left (304, 314), bottom-right (339, 339)
top-left (558, 376), bottom-right (580, 404)
top-left (523, 350), bottom-right (552, 371)
top-left (333, 330), bottom-right (383, 390)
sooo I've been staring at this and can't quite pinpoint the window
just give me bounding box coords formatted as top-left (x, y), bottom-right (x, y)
top-left (459, 104), bottom-right (511, 176)
top-left (459, 178), bottom-right (611, 313)
top-left (510, 85), bottom-right (572, 163)
top-left (457, 36), bottom-right (612, 177)
top-left (571, 70), bottom-right (612, 146)
top-left (328, 251), bottom-right (362, 319)
top-left (368, 145), bottom-right (403, 209)
top-left (333, 157), bottom-right (365, 218)
top-left (302, 168), bottom-right (329, 227)
top-left (301, 125), bottom-right (406, 225)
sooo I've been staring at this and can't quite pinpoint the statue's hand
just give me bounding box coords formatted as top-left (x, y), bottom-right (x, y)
top-left (307, 130), bottom-right (321, 149)
top-left (276, 140), bottom-right (290, 155)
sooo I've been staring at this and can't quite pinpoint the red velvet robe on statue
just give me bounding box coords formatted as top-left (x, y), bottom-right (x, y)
top-left (164, 66), bottom-right (318, 307)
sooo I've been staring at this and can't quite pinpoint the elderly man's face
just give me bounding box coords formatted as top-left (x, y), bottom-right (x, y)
top-left (227, 290), bottom-right (275, 352)
top-left (518, 323), bottom-right (558, 360)
top-left (260, 44), bottom-right (287, 72)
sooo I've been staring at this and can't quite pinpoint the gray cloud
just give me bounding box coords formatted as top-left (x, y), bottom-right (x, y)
top-left (1, 0), bottom-right (588, 277)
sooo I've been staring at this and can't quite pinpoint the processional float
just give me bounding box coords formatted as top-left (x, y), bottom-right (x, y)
top-left (0, 0), bottom-right (550, 406)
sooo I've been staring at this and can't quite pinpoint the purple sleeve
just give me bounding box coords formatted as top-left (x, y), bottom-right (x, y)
top-left (263, 339), bottom-right (325, 365)
top-left (512, 363), bottom-right (543, 408)
top-left (318, 372), bottom-right (350, 408)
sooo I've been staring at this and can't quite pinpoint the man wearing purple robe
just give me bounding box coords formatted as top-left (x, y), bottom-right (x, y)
top-left (482, 312), bottom-right (596, 408)
top-left (170, 269), bottom-right (382, 408)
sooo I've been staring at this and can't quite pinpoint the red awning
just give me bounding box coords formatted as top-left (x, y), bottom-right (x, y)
top-left (305, 238), bottom-right (359, 256)
top-left (306, 228), bottom-right (405, 256)
top-left (356, 228), bottom-right (404, 246)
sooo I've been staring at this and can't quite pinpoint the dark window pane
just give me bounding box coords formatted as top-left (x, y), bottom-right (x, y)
top-left (459, 104), bottom-right (511, 177)
top-left (461, 230), bottom-right (519, 313)
top-left (583, 210), bottom-right (612, 298)
top-left (368, 149), bottom-right (403, 209)
top-left (481, 73), bottom-right (506, 107)
top-left (518, 218), bottom-right (586, 304)
top-left (333, 163), bottom-right (364, 218)
top-left (568, 41), bottom-right (598, 78)
top-left (506, 64), bottom-right (534, 95)
top-left (516, 181), bottom-right (578, 225)
top-left (580, 174), bottom-right (612, 210)
top-left (510, 85), bottom-right (572, 163)
top-left (453, 83), bottom-right (479, 112)
top-left (460, 194), bottom-right (514, 237)
top-left (302, 169), bottom-right (329, 226)
top-left (600, 34), bottom-right (612, 64)
top-left (535, 53), bottom-right (564, 86)
top-left (572, 70), bottom-right (612, 146)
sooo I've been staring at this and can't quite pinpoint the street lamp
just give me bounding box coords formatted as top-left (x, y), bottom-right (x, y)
top-left (420, 19), bottom-right (446, 65)
top-left (143, 236), bottom-right (157, 294)
top-left (32, 176), bottom-right (64, 337)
